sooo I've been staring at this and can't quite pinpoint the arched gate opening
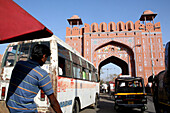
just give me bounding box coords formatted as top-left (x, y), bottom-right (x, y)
top-left (93, 40), bottom-right (136, 79)
top-left (98, 56), bottom-right (129, 78)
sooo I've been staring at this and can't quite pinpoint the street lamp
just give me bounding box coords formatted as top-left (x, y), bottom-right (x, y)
top-left (139, 26), bottom-right (160, 78)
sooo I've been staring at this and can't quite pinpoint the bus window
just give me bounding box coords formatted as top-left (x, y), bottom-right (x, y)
top-left (72, 63), bottom-right (81, 79)
top-left (73, 63), bottom-right (77, 78)
top-left (85, 69), bottom-right (89, 80)
top-left (17, 41), bottom-right (50, 64)
top-left (82, 68), bottom-right (86, 80)
top-left (92, 71), bottom-right (98, 82)
top-left (95, 73), bottom-right (98, 82)
top-left (58, 43), bottom-right (70, 60)
top-left (65, 60), bottom-right (72, 78)
top-left (89, 71), bottom-right (92, 81)
top-left (58, 56), bottom-right (65, 76)
top-left (59, 63), bottom-right (64, 76)
top-left (71, 52), bottom-right (80, 65)
top-left (92, 72), bottom-right (95, 82)
top-left (58, 56), bottom-right (72, 78)
top-left (77, 65), bottom-right (82, 79)
top-left (82, 67), bottom-right (91, 80)
top-left (3, 45), bottom-right (18, 67)
top-left (81, 59), bottom-right (87, 69)
top-left (72, 63), bottom-right (82, 79)
top-left (88, 63), bottom-right (92, 71)
top-left (40, 41), bottom-right (50, 64)
top-left (18, 43), bottom-right (31, 61)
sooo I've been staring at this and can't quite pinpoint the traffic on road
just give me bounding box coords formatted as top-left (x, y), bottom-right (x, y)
top-left (80, 93), bottom-right (155, 113)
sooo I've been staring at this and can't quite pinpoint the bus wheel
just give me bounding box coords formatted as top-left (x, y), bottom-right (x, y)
top-left (72, 100), bottom-right (79, 113)
top-left (92, 96), bottom-right (98, 109)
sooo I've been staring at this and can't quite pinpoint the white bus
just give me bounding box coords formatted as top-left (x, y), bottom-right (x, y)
top-left (0, 35), bottom-right (100, 113)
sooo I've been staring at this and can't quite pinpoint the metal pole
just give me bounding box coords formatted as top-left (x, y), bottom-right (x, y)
top-left (132, 44), bottom-right (141, 77)
top-left (107, 68), bottom-right (108, 81)
top-left (148, 28), bottom-right (155, 78)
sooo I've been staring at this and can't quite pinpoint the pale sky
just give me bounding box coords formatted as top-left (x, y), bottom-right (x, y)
top-left (1, 0), bottom-right (170, 54)
top-left (1, 0), bottom-right (170, 78)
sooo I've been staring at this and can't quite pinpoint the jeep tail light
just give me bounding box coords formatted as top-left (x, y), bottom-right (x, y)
top-left (1, 87), bottom-right (6, 100)
top-left (40, 90), bottom-right (45, 101)
top-left (118, 96), bottom-right (122, 98)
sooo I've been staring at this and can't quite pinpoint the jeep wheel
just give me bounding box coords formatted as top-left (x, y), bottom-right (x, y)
top-left (114, 105), bottom-right (119, 111)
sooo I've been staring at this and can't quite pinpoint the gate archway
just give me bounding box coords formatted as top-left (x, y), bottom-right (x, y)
top-left (98, 56), bottom-right (129, 78)
top-left (92, 40), bottom-right (136, 77)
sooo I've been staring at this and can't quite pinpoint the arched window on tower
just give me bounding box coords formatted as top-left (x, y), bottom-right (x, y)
top-left (119, 23), bottom-right (122, 31)
top-left (92, 24), bottom-right (96, 32)
top-left (110, 23), bottom-right (114, 32)
top-left (128, 22), bottom-right (132, 31)
top-left (101, 24), bottom-right (105, 32)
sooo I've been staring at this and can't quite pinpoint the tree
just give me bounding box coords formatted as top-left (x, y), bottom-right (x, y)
top-left (108, 74), bottom-right (118, 82)
top-left (100, 79), bottom-right (104, 85)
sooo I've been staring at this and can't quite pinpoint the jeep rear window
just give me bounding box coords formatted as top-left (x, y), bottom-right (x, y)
top-left (3, 45), bottom-right (18, 67)
top-left (2, 41), bottom-right (50, 67)
top-left (116, 80), bottom-right (144, 93)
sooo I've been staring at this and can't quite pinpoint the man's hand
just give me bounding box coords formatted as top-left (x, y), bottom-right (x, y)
top-left (47, 93), bottom-right (62, 113)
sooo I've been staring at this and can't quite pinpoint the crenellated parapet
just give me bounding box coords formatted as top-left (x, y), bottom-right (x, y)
top-left (66, 10), bottom-right (161, 37)
top-left (66, 20), bottom-right (161, 37)
top-left (83, 20), bottom-right (161, 33)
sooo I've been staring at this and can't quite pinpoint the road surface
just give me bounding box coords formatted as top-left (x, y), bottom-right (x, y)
top-left (80, 93), bottom-right (156, 113)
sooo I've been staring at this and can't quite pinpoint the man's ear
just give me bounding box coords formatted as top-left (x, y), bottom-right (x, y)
top-left (43, 54), bottom-right (46, 58)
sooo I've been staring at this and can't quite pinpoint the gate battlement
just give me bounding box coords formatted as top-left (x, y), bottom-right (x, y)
top-left (66, 20), bottom-right (161, 37)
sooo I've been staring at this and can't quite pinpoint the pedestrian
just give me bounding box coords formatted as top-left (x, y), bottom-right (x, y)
top-left (6, 44), bottom-right (62, 113)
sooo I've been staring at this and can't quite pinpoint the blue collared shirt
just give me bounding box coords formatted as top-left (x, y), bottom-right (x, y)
top-left (6, 59), bottom-right (54, 113)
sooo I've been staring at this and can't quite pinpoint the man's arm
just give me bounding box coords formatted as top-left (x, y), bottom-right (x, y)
top-left (47, 93), bottom-right (62, 113)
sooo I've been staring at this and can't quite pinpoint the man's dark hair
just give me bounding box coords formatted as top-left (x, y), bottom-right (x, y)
top-left (31, 44), bottom-right (51, 60)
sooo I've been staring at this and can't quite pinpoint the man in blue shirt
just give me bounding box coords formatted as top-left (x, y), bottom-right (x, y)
top-left (6, 44), bottom-right (62, 113)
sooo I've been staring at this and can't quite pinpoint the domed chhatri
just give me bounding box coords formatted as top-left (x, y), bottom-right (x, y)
top-left (140, 10), bottom-right (157, 21)
top-left (70, 15), bottom-right (80, 19)
top-left (143, 10), bottom-right (154, 14)
top-left (67, 15), bottom-right (83, 26)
